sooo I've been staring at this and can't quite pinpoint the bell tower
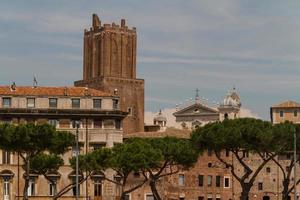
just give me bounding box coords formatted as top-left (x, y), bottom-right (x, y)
top-left (75, 14), bottom-right (144, 134)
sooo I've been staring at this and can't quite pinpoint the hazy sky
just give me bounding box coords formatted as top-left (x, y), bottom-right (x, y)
top-left (0, 1), bottom-right (300, 120)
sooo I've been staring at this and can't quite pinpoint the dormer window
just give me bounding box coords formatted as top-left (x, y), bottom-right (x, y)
top-left (113, 99), bottom-right (119, 110)
top-left (93, 99), bottom-right (102, 109)
top-left (72, 99), bottom-right (80, 109)
top-left (27, 98), bottom-right (35, 108)
top-left (49, 98), bottom-right (58, 108)
top-left (2, 98), bottom-right (11, 108)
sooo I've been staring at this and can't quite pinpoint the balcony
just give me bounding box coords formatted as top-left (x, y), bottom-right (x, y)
top-left (59, 128), bottom-right (123, 144)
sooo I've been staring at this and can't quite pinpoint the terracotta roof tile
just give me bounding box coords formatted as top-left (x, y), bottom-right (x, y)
top-left (0, 86), bottom-right (113, 97)
top-left (271, 100), bottom-right (300, 108)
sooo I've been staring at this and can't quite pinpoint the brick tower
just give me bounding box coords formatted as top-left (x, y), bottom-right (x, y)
top-left (75, 14), bottom-right (144, 134)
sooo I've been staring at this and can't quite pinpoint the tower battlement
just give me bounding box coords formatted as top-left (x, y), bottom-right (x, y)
top-left (84, 14), bottom-right (136, 36)
top-left (75, 14), bottom-right (144, 134)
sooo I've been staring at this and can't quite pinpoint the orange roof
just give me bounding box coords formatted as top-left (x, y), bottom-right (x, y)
top-left (271, 100), bottom-right (300, 108)
top-left (0, 86), bottom-right (113, 97)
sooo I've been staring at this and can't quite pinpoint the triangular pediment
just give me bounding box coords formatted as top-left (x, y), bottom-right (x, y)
top-left (173, 103), bottom-right (218, 116)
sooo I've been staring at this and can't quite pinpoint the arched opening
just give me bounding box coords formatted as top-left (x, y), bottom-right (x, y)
top-left (224, 113), bottom-right (228, 119)
top-left (263, 196), bottom-right (270, 200)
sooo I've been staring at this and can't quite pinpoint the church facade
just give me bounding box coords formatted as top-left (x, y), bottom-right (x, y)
top-left (173, 88), bottom-right (242, 129)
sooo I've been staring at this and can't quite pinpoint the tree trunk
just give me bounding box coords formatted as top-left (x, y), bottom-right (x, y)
top-left (149, 180), bottom-right (161, 200)
top-left (23, 161), bottom-right (30, 200)
top-left (240, 183), bottom-right (251, 200)
top-left (282, 179), bottom-right (290, 200)
top-left (120, 193), bottom-right (126, 200)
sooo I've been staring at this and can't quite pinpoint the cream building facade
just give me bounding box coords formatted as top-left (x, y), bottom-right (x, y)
top-left (0, 84), bottom-right (127, 200)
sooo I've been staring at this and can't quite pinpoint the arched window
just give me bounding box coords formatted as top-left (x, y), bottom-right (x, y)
top-left (224, 113), bottom-right (229, 119)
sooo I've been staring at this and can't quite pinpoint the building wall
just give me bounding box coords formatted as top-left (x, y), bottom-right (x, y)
top-left (272, 107), bottom-right (300, 124)
top-left (0, 91), bottom-right (126, 200)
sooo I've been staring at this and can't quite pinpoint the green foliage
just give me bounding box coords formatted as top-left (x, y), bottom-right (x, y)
top-left (0, 123), bottom-right (75, 155)
top-left (70, 148), bottom-right (112, 173)
top-left (30, 153), bottom-right (64, 175)
top-left (192, 118), bottom-right (275, 153)
top-left (148, 137), bottom-right (199, 169)
top-left (111, 138), bottom-right (162, 176)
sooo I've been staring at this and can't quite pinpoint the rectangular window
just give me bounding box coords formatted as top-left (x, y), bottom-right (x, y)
top-left (178, 174), bottom-right (185, 186)
top-left (266, 167), bottom-right (271, 173)
top-left (146, 194), bottom-right (154, 200)
top-left (2, 150), bottom-right (10, 164)
top-left (258, 182), bottom-right (263, 190)
top-left (115, 119), bottom-right (121, 130)
top-left (72, 185), bottom-right (80, 196)
top-left (49, 183), bottom-right (56, 196)
top-left (49, 98), bottom-right (57, 108)
top-left (224, 177), bottom-right (230, 188)
top-left (94, 119), bottom-right (103, 128)
top-left (92, 143), bottom-right (106, 150)
top-left (2, 97), bottom-right (11, 108)
top-left (280, 110), bottom-right (284, 117)
top-left (124, 194), bottom-right (130, 200)
top-left (3, 177), bottom-right (10, 197)
top-left (198, 197), bottom-right (204, 200)
top-left (294, 110), bottom-right (298, 117)
top-left (72, 99), bottom-right (80, 108)
top-left (113, 99), bottom-right (119, 110)
top-left (216, 175), bottom-right (221, 187)
top-left (93, 99), bottom-right (102, 109)
top-left (48, 119), bottom-right (58, 128)
top-left (94, 179), bottom-right (102, 197)
top-left (198, 175), bottom-right (204, 187)
top-left (71, 120), bottom-right (81, 129)
top-left (103, 120), bottom-right (115, 129)
top-left (28, 179), bottom-right (35, 196)
top-left (27, 98), bottom-right (35, 108)
top-left (179, 198), bottom-right (185, 200)
top-left (207, 175), bottom-right (212, 187)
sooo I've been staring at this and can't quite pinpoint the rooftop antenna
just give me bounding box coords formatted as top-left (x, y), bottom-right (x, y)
top-left (195, 88), bottom-right (200, 101)
top-left (33, 75), bottom-right (38, 88)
